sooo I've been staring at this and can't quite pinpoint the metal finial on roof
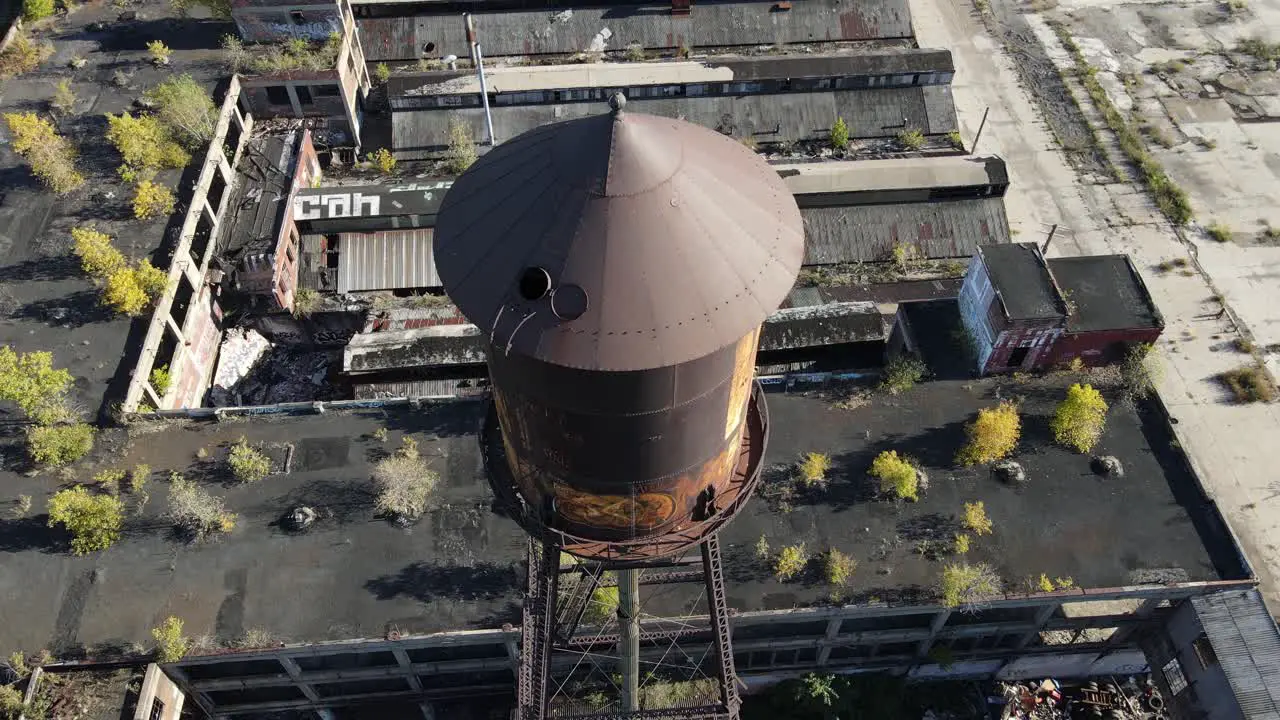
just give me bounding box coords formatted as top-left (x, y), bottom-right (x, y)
top-left (608, 92), bottom-right (626, 114)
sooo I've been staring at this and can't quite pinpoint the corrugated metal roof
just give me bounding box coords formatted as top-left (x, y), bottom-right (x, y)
top-left (358, 0), bottom-right (913, 61)
top-left (801, 196), bottom-right (1010, 264)
top-left (353, 377), bottom-right (489, 400)
top-left (392, 86), bottom-right (955, 157)
top-left (779, 155), bottom-right (1007, 195)
top-left (1192, 590), bottom-right (1280, 719)
top-left (337, 230), bottom-right (441, 293)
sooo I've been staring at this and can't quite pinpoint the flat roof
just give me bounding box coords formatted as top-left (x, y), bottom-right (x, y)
top-left (391, 49), bottom-right (954, 96)
top-left (802, 196), bottom-right (1010, 264)
top-left (1048, 255), bottom-right (1163, 333)
top-left (0, 375), bottom-right (1239, 653)
top-left (779, 155), bottom-right (1008, 196)
top-left (357, 0), bottom-right (914, 59)
top-left (219, 132), bottom-right (299, 258)
top-left (979, 242), bottom-right (1063, 321)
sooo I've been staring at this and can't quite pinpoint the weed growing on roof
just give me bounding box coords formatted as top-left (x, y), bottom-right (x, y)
top-left (133, 180), bottom-right (176, 220)
top-left (47, 487), bottom-right (123, 554)
top-left (957, 401), bottom-right (1020, 465)
top-left (3, 112), bottom-right (82, 193)
top-left (228, 437), bottom-right (272, 482)
top-left (168, 472), bottom-right (236, 539)
top-left (939, 562), bottom-right (1002, 609)
top-left (830, 117), bottom-right (850, 150)
top-left (446, 118), bottom-right (478, 174)
top-left (1052, 383), bottom-right (1108, 452)
top-left (774, 543), bottom-right (807, 581)
top-left (28, 423), bottom-right (95, 467)
top-left (823, 549), bottom-right (857, 586)
top-left (797, 452), bottom-right (831, 488)
top-left (152, 617), bottom-right (189, 663)
top-left (51, 78), bottom-right (76, 115)
top-left (870, 450), bottom-right (918, 501)
top-left (373, 437), bottom-right (438, 522)
top-left (880, 355), bottom-right (927, 394)
top-left (962, 501), bottom-right (993, 536)
top-left (896, 128), bottom-right (925, 150)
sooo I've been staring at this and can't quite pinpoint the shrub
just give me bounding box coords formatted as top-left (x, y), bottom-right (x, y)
top-left (144, 75), bottom-right (217, 147)
top-left (0, 32), bottom-right (54, 78)
top-left (870, 450), bottom-right (918, 501)
top-left (1120, 344), bottom-right (1161, 400)
top-left (0, 685), bottom-right (24, 718)
top-left (72, 226), bottom-right (126, 278)
top-left (52, 78), bottom-right (76, 114)
top-left (880, 355), bottom-right (926, 394)
top-left (939, 562), bottom-right (1002, 608)
top-left (134, 260), bottom-right (170, 299)
top-left (1207, 222), bottom-right (1232, 243)
top-left (830, 117), bottom-right (849, 150)
top-left (374, 62), bottom-right (391, 83)
top-left (228, 437), bottom-right (271, 482)
top-left (581, 583), bottom-right (620, 625)
top-left (1237, 37), bottom-right (1280, 63)
top-left (130, 464), bottom-right (151, 493)
top-left (946, 129), bottom-right (963, 149)
top-left (168, 473), bottom-right (236, 539)
top-left (897, 128), bottom-right (926, 150)
top-left (624, 43), bottom-right (646, 62)
top-left (754, 534), bottom-right (770, 560)
top-left (1052, 383), bottom-right (1108, 452)
top-left (1055, 576), bottom-right (1075, 589)
top-left (0, 346), bottom-right (73, 425)
top-left (1219, 365), bottom-right (1275, 403)
top-left (823, 549), bottom-right (857, 585)
top-left (774, 543), bottom-right (807, 581)
top-left (953, 533), bottom-right (970, 554)
top-left (373, 438), bottom-right (438, 521)
top-left (446, 118), bottom-right (478, 174)
top-left (103, 267), bottom-right (150, 316)
top-left (962, 501), bottom-right (993, 536)
top-left (95, 468), bottom-right (125, 495)
top-left (28, 423), bottom-right (95, 466)
top-left (147, 40), bottom-right (172, 64)
top-left (24, 0), bottom-right (55, 22)
top-left (292, 288), bottom-right (321, 317)
top-left (151, 616), bottom-right (189, 663)
top-left (47, 486), bottom-right (123, 554)
top-left (133, 180), bottom-right (176, 220)
top-left (106, 113), bottom-right (190, 179)
top-left (3, 112), bottom-right (83, 193)
top-left (367, 147), bottom-right (396, 174)
top-left (957, 401), bottom-right (1020, 465)
top-left (149, 365), bottom-right (171, 396)
top-left (1037, 573), bottom-right (1055, 592)
top-left (797, 451), bottom-right (831, 487)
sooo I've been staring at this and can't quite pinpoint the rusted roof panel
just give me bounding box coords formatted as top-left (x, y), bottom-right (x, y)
top-left (1192, 590), bottom-right (1280, 719)
top-left (759, 301), bottom-right (886, 350)
top-left (433, 107), bottom-right (805, 371)
top-left (337, 230), bottom-right (441, 293)
top-left (358, 0), bottom-right (913, 61)
top-left (801, 196), bottom-right (1011, 264)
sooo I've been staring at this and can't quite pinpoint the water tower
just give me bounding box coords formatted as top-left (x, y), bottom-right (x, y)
top-left (434, 95), bottom-right (804, 720)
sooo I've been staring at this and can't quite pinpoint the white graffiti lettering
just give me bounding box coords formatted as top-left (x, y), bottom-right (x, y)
top-left (295, 193), bottom-right (380, 220)
top-left (387, 180), bottom-right (454, 194)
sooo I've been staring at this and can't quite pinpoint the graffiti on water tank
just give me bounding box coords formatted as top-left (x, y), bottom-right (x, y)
top-left (553, 483), bottom-right (675, 531)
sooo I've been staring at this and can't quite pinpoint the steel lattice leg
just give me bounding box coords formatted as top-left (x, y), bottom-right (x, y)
top-left (701, 535), bottom-right (740, 716)
top-left (519, 538), bottom-right (559, 720)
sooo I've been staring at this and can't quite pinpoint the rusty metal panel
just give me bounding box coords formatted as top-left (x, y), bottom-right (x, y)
top-left (433, 109), bottom-right (804, 372)
top-left (356, 16), bottom-right (419, 62)
top-left (801, 196), bottom-right (1011, 264)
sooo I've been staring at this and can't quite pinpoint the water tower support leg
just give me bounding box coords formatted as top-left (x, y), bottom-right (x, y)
top-left (618, 567), bottom-right (641, 711)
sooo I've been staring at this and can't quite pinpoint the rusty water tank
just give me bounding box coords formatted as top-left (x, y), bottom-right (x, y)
top-left (434, 96), bottom-right (804, 560)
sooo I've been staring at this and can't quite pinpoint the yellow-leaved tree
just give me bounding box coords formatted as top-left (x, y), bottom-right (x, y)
top-left (957, 401), bottom-right (1020, 465)
top-left (1051, 383), bottom-right (1108, 453)
top-left (3, 112), bottom-right (83, 193)
top-left (105, 112), bottom-right (190, 181)
top-left (133, 180), bottom-right (176, 220)
top-left (72, 227), bottom-right (126, 278)
top-left (72, 227), bottom-right (169, 315)
top-left (870, 450), bottom-right (918, 501)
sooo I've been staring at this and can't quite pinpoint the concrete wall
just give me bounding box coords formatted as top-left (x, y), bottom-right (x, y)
top-left (984, 320), bottom-right (1062, 374)
top-left (123, 77), bottom-right (255, 413)
top-left (134, 664), bottom-right (186, 720)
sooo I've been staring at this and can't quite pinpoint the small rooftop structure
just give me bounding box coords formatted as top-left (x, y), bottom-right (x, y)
top-left (957, 243), bottom-right (1164, 374)
top-left (778, 154), bottom-right (1008, 199)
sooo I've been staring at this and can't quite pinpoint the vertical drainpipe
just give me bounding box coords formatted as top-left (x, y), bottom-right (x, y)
top-left (464, 13), bottom-right (497, 146)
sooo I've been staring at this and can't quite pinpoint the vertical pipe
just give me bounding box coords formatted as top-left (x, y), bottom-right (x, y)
top-left (1042, 223), bottom-right (1059, 255)
top-left (971, 106), bottom-right (990, 155)
top-left (618, 568), bottom-right (641, 712)
top-left (475, 44), bottom-right (496, 146)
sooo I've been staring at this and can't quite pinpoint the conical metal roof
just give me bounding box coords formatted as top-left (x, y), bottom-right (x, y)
top-left (433, 99), bottom-right (805, 372)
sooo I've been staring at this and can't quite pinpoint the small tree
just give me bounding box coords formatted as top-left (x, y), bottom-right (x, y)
top-left (581, 582), bottom-right (620, 625)
top-left (953, 533), bottom-right (970, 554)
top-left (374, 62), bottom-right (391, 83)
top-left (823, 549), bottom-right (857, 586)
top-left (367, 147), bottom-right (396, 174)
top-left (103, 266), bottom-right (150, 316)
top-left (134, 260), bottom-right (170, 299)
top-left (1120, 343), bottom-right (1161, 400)
top-left (754, 534), bottom-right (770, 561)
top-left (624, 44), bottom-right (646, 62)
top-left (870, 450), bottom-right (918, 501)
top-left (880, 355), bottom-right (926, 394)
top-left (0, 346), bottom-right (73, 425)
top-left (3, 112), bottom-right (83, 193)
top-left (144, 75), bottom-right (217, 147)
top-left (797, 451), bottom-right (831, 488)
top-left (147, 40), bottom-right (172, 65)
top-left (897, 128), bottom-right (925, 150)
top-left (149, 365), bottom-right (171, 396)
top-left (23, 0), bottom-right (55, 22)
top-left (51, 78), bottom-right (76, 115)
top-left (228, 437), bottom-right (271, 482)
top-left (939, 562), bottom-right (1002, 609)
top-left (373, 437), bottom-right (438, 522)
top-left (957, 401), bottom-right (1020, 465)
top-left (446, 118), bottom-right (478, 174)
top-left (95, 468), bottom-right (126, 495)
top-left (106, 113), bottom-right (190, 180)
top-left (830, 116), bottom-right (850, 150)
top-left (133, 180), bottom-right (176, 220)
top-left (47, 486), bottom-right (123, 554)
top-left (151, 616), bottom-right (189, 663)
top-left (168, 473), bottom-right (236, 539)
top-left (72, 226), bottom-right (127, 278)
top-left (1051, 383), bottom-right (1108, 452)
top-left (774, 543), bottom-right (807, 581)
top-left (28, 423), bottom-right (95, 466)
top-left (962, 501), bottom-right (993, 536)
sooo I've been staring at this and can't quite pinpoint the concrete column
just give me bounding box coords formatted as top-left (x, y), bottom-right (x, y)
top-left (916, 608), bottom-right (952, 657)
top-left (392, 648), bottom-right (422, 691)
top-left (286, 85), bottom-right (304, 117)
top-left (618, 568), bottom-right (641, 712)
top-left (278, 657), bottom-right (320, 702)
top-left (1015, 602), bottom-right (1059, 649)
top-left (1106, 598), bottom-right (1162, 647)
top-left (816, 617), bottom-right (842, 665)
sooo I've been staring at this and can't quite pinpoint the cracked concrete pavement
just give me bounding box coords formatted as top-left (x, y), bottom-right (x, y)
top-left (911, 0), bottom-right (1280, 612)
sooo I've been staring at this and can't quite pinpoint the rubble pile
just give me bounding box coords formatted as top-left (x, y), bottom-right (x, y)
top-left (997, 677), bottom-right (1166, 720)
top-left (209, 328), bottom-right (341, 406)
top-left (209, 328), bottom-right (271, 406)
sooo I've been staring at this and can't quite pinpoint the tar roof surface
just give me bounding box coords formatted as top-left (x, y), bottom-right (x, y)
top-left (980, 242), bottom-right (1063, 321)
top-left (1048, 256), bottom-right (1163, 333)
top-left (0, 357), bottom-right (1239, 654)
